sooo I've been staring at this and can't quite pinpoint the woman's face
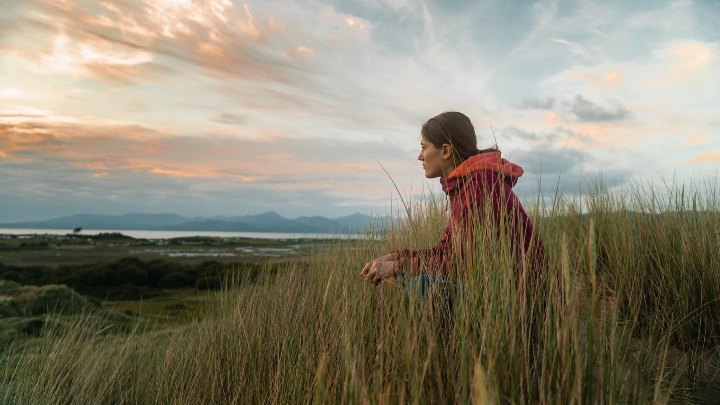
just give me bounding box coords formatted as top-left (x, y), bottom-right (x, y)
top-left (418, 136), bottom-right (452, 178)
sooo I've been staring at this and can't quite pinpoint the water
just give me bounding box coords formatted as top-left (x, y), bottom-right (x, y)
top-left (0, 228), bottom-right (367, 240)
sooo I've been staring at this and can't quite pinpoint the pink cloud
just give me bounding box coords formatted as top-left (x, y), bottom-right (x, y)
top-left (10, 0), bottom-right (321, 85)
top-left (0, 116), bottom-right (401, 198)
top-left (666, 41), bottom-right (714, 71)
top-left (579, 70), bottom-right (624, 88)
top-left (683, 135), bottom-right (707, 147)
top-left (647, 41), bottom-right (718, 89)
top-left (691, 152), bottom-right (720, 163)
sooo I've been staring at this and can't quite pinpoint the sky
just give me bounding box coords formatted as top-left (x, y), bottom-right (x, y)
top-left (0, 0), bottom-right (718, 222)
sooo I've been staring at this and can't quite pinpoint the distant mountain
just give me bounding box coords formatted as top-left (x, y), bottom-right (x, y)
top-left (0, 211), bottom-right (385, 234)
top-left (334, 213), bottom-right (387, 233)
top-left (174, 212), bottom-right (322, 233)
top-left (0, 213), bottom-right (191, 230)
top-left (295, 216), bottom-right (342, 233)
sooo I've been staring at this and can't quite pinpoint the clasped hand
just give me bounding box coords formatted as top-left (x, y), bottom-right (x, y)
top-left (360, 253), bottom-right (398, 285)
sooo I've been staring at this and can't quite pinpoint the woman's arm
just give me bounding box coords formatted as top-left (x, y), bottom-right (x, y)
top-left (393, 173), bottom-right (494, 276)
top-left (393, 220), bottom-right (458, 276)
top-left (359, 221), bottom-right (457, 283)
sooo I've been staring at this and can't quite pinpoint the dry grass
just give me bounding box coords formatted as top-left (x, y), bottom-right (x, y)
top-left (1, 181), bottom-right (719, 403)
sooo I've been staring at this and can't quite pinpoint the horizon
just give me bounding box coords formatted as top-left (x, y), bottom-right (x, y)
top-left (0, 210), bottom-right (386, 236)
top-left (1, 0), bottom-right (718, 223)
top-left (0, 210), bottom-right (377, 224)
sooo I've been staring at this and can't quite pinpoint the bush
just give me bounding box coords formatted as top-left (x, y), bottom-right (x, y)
top-left (1, 284), bottom-right (98, 317)
top-left (158, 272), bottom-right (191, 288)
top-left (115, 265), bottom-right (149, 286)
top-left (0, 271), bottom-right (22, 282)
top-left (0, 279), bottom-right (21, 294)
top-left (146, 259), bottom-right (173, 287)
top-left (113, 284), bottom-right (145, 300)
top-left (56, 273), bottom-right (82, 289)
top-left (197, 260), bottom-right (223, 277)
top-left (85, 266), bottom-right (115, 287)
top-left (196, 276), bottom-right (222, 290)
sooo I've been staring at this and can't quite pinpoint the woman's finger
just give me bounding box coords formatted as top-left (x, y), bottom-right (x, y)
top-left (360, 262), bottom-right (371, 277)
top-left (371, 265), bottom-right (383, 285)
top-left (361, 260), bottom-right (377, 277)
top-left (363, 266), bottom-right (376, 283)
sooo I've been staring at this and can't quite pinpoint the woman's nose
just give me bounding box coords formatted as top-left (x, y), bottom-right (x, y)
top-left (417, 152), bottom-right (422, 161)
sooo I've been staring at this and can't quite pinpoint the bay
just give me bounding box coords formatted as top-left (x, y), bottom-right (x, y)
top-left (0, 228), bottom-right (366, 240)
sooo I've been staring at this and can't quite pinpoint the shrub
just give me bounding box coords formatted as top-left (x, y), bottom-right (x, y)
top-left (3, 284), bottom-right (97, 317)
top-left (113, 284), bottom-right (145, 300)
top-left (115, 265), bottom-right (149, 286)
top-left (195, 276), bottom-right (222, 290)
top-left (146, 259), bottom-right (187, 287)
top-left (85, 267), bottom-right (115, 287)
top-left (0, 271), bottom-right (22, 283)
top-left (158, 272), bottom-right (191, 288)
top-left (197, 260), bottom-right (223, 277)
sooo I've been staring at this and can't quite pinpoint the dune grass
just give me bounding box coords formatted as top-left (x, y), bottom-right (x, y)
top-left (1, 181), bottom-right (719, 404)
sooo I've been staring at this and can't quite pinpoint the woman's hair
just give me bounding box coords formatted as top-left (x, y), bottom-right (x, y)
top-left (421, 111), bottom-right (499, 163)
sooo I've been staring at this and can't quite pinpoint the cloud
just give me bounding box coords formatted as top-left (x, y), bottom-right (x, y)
top-left (518, 97), bottom-right (556, 110)
top-left (41, 32), bottom-right (153, 81)
top-left (0, 156), bottom-right (383, 222)
top-left (0, 0), bottom-right (458, 142)
top-left (214, 113), bottom-right (246, 126)
top-left (0, 116), bottom-right (409, 181)
top-left (8, 0), bottom-right (302, 83)
top-left (652, 40), bottom-right (717, 88)
top-left (1, 0), bottom-right (717, 221)
top-left (1, 0), bottom-right (512, 149)
top-left (513, 170), bottom-right (632, 202)
top-left (570, 95), bottom-right (630, 122)
top-left (503, 139), bottom-right (632, 200)
top-left (691, 152), bottom-right (720, 163)
top-left (551, 37), bottom-right (588, 58)
top-left (0, 116), bottom-right (416, 221)
top-left (509, 143), bottom-right (589, 176)
top-left (682, 135), bottom-right (706, 147)
top-left (500, 126), bottom-right (541, 141)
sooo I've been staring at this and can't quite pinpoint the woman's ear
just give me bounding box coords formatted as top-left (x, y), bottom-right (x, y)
top-left (441, 144), bottom-right (452, 160)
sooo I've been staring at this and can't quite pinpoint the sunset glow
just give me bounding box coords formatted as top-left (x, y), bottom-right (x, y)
top-left (1, 0), bottom-right (718, 221)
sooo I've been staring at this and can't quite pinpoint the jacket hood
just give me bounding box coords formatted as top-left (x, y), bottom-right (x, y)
top-left (440, 151), bottom-right (524, 194)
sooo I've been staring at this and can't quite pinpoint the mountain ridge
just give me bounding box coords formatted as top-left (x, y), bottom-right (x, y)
top-left (0, 211), bottom-right (386, 234)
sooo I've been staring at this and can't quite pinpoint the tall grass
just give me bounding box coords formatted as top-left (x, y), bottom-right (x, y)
top-left (1, 181), bottom-right (719, 403)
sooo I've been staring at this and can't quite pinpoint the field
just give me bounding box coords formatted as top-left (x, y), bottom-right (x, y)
top-left (1, 183), bottom-right (720, 403)
top-left (0, 233), bottom-right (324, 267)
top-left (0, 235), bottom-right (328, 341)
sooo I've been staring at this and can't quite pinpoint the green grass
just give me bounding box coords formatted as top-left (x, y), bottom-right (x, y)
top-left (0, 234), bottom-right (327, 268)
top-left (101, 288), bottom-right (221, 321)
top-left (1, 181), bottom-right (719, 403)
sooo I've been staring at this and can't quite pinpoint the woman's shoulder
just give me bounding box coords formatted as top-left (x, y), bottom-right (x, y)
top-left (461, 170), bottom-right (516, 196)
top-left (466, 169), bottom-right (501, 185)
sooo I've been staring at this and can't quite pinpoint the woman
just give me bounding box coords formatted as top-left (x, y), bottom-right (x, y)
top-left (360, 111), bottom-right (544, 285)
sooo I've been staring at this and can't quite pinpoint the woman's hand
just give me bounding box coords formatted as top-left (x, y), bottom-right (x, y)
top-left (360, 260), bottom-right (398, 285)
top-left (375, 253), bottom-right (395, 262)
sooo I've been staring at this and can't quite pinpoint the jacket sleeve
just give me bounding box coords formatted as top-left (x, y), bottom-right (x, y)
top-left (392, 219), bottom-right (457, 275)
top-left (390, 173), bottom-right (500, 276)
top-left (391, 171), bottom-right (545, 276)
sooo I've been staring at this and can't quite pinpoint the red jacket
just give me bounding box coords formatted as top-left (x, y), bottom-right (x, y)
top-left (394, 152), bottom-right (544, 275)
